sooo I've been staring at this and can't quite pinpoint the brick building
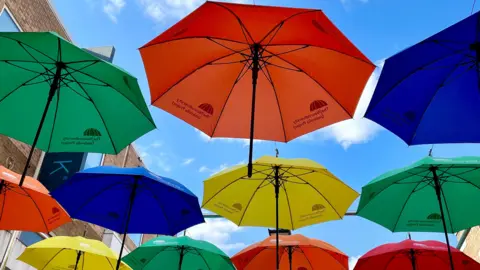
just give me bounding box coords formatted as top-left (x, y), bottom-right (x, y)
top-left (0, 1), bottom-right (153, 269)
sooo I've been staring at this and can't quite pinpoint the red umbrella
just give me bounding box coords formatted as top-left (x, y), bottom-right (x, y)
top-left (354, 240), bottom-right (480, 270)
top-left (140, 1), bottom-right (375, 176)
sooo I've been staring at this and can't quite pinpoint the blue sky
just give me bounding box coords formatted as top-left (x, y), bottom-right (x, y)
top-left (52, 0), bottom-right (479, 267)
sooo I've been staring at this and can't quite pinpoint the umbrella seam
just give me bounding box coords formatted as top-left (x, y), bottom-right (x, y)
top-left (39, 248), bottom-right (66, 269)
top-left (23, 187), bottom-right (51, 232)
top-left (263, 65), bottom-right (288, 141)
top-left (140, 181), bottom-right (174, 234)
top-left (391, 179), bottom-right (426, 232)
top-left (237, 172), bottom-right (273, 226)
top-left (149, 50), bottom-right (245, 107)
top-left (408, 58), bottom-right (472, 144)
top-left (264, 49), bottom-right (353, 118)
top-left (439, 185), bottom-right (456, 233)
top-left (61, 68), bottom-right (118, 154)
top-left (280, 181), bottom-right (295, 230)
top-left (366, 47), bottom-right (468, 115)
top-left (210, 59), bottom-right (251, 137)
top-left (258, 10), bottom-right (317, 45)
top-left (210, 2), bottom-right (255, 43)
top-left (46, 84), bottom-right (61, 151)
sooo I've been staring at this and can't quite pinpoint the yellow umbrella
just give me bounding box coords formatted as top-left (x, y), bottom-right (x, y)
top-left (17, 236), bottom-right (131, 270)
top-left (202, 156), bottom-right (358, 270)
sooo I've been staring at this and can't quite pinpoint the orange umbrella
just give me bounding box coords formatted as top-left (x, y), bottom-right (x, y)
top-left (0, 166), bottom-right (71, 232)
top-left (231, 234), bottom-right (348, 270)
top-left (140, 1), bottom-right (375, 176)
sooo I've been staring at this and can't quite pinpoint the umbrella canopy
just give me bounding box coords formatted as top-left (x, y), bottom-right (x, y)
top-left (365, 11), bottom-right (480, 145)
top-left (122, 236), bottom-right (235, 270)
top-left (232, 234), bottom-right (348, 270)
top-left (18, 236), bottom-right (131, 270)
top-left (357, 156), bottom-right (480, 270)
top-left (0, 166), bottom-right (70, 232)
top-left (354, 240), bottom-right (480, 270)
top-left (141, 1), bottom-right (374, 175)
top-left (51, 166), bottom-right (204, 270)
top-left (202, 156), bottom-right (357, 269)
top-left (0, 32), bottom-right (155, 185)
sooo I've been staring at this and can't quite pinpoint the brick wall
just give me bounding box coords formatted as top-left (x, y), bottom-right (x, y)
top-left (1, 0), bottom-right (70, 40)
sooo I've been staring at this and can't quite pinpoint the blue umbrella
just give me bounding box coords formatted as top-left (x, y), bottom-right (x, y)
top-left (51, 166), bottom-right (205, 270)
top-left (365, 11), bottom-right (480, 145)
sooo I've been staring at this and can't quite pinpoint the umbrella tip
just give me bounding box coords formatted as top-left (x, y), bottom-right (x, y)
top-left (275, 148), bottom-right (279, 158)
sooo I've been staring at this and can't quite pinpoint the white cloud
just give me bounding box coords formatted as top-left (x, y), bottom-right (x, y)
top-left (349, 256), bottom-right (360, 270)
top-left (195, 129), bottom-right (263, 148)
top-left (199, 163), bottom-right (229, 176)
top-left (185, 219), bottom-right (245, 254)
top-left (134, 141), bottom-right (172, 172)
top-left (103, 0), bottom-right (126, 23)
top-left (298, 60), bottom-right (384, 149)
top-left (182, 158), bottom-right (195, 165)
top-left (138, 0), bottom-right (249, 23)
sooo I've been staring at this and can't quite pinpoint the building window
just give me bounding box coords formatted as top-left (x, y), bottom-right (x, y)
top-left (0, 8), bottom-right (20, 32)
top-left (18, 232), bottom-right (44, 246)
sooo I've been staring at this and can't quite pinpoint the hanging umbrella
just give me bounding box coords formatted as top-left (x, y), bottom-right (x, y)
top-left (357, 156), bottom-right (480, 270)
top-left (0, 165), bottom-right (70, 232)
top-left (122, 235), bottom-right (235, 270)
top-left (140, 1), bottom-right (375, 176)
top-left (231, 234), bottom-right (348, 270)
top-left (0, 32), bottom-right (156, 186)
top-left (202, 156), bottom-right (358, 270)
top-left (365, 11), bottom-right (480, 145)
top-left (354, 239), bottom-right (480, 270)
top-left (17, 236), bottom-right (131, 270)
top-left (51, 166), bottom-right (205, 270)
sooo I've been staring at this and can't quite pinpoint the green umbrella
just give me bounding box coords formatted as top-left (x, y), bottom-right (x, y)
top-left (357, 156), bottom-right (480, 270)
top-left (0, 32), bottom-right (155, 185)
top-left (122, 236), bottom-right (235, 270)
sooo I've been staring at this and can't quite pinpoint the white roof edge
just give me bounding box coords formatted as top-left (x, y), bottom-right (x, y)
top-left (46, 0), bottom-right (72, 41)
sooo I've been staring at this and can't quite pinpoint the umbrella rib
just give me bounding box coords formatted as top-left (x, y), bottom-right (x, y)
top-left (140, 246), bottom-right (171, 269)
top-left (264, 49), bottom-right (353, 118)
top-left (150, 51), bottom-right (240, 105)
top-left (202, 175), bottom-right (254, 207)
top-left (2, 60), bottom-right (52, 75)
top-left (18, 42), bottom-right (56, 79)
top-left (60, 81), bottom-right (93, 101)
top-left (81, 250), bottom-right (85, 270)
top-left (46, 86), bottom-right (61, 151)
top-left (297, 247), bottom-right (315, 270)
top-left (62, 68), bottom-right (118, 154)
top-left (280, 182), bottom-right (295, 230)
top-left (210, 60), bottom-right (251, 137)
top-left (437, 169), bottom-right (480, 191)
top-left (139, 182), bottom-right (174, 234)
top-left (207, 38), bottom-right (251, 56)
top-left (193, 249), bottom-right (212, 270)
top-left (366, 48), bottom-right (469, 113)
top-left (237, 170), bottom-right (274, 226)
top-left (301, 246), bottom-right (349, 270)
top-left (236, 247), bottom-right (268, 269)
top-left (283, 172), bottom-right (343, 219)
top-left (409, 59), bottom-right (472, 143)
top-left (0, 189), bottom-right (7, 222)
top-left (439, 187), bottom-right (455, 232)
top-left (210, 2), bottom-right (254, 44)
top-left (258, 10), bottom-right (317, 45)
top-left (22, 188), bottom-right (50, 232)
top-left (40, 248), bottom-right (66, 270)
top-left (263, 65), bottom-right (288, 141)
top-left (391, 180), bottom-right (425, 232)
top-left (63, 66), bottom-right (157, 128)
top-left (105, 255), bottom-right (114, 269)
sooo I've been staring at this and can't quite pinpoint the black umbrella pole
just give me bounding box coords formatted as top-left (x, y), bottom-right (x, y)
top-left (248, 44), bottom-right (261, 178)
top-left (275, 166), bottom-right (280, 270)
top-left (19, 64), bottom-right (63, 186)
top-left (409, 249), bottom-right (416, 270)
top-left (288, 246), bottom-right (293, 270)
top-left (115, 178), bottom-right (139, 270)
top-left (178, 246), bottom-right (185, 270)
top-left (431, 168), bottom-right (455, 270)
top-left (74, 251), bottom-right (82, 270)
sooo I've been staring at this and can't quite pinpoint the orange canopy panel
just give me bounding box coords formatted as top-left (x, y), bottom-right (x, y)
top-left (231, 234), bottom-right (349, 270)
top-left (0, 166), bottom-right (71, 232)
top-left (141, 1), bottom-right (375, 142)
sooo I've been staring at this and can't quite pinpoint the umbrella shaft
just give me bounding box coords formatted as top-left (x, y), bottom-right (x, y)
top-left (410, 249), bottom-right (416, 270)
top-left (115, 178), bottom-right (139, 270)
top-left (19, 65), bottom-right (62, 186)
top-left (288, 247), bottom-right (293, 270)
top-left (178, 246), bottom-right (185, 270)
top-left (74, 251), bottom-right (82, 270)
top-left (248, 44), bottom-right (261, 178)
top-left (275, 166), bottom-right (280, 270)
top-left (431, 168), bottom-right (455, 270)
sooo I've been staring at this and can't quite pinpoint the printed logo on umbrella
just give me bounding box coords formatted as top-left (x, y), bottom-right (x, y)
top-left (198, 103), bottom-right (214, 115)
top-left (232, 203), bottom-right (243, 211)
top-left (293, 100), bottom-right (329, 130)
top-left (311, 20), bottom-right (326, 33)
top-left (52, 207), bottom-right (60, 214)
top-left (62, 128), bottom-right (102, 146)
top-left (172, 99), bottom-right (214, 119)
top-left (84, 128), bottom-right (102, 137)
top-left (427, 213), bottom-right (442, 220)
top-left (312, 204), bottom-right (325, 212)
